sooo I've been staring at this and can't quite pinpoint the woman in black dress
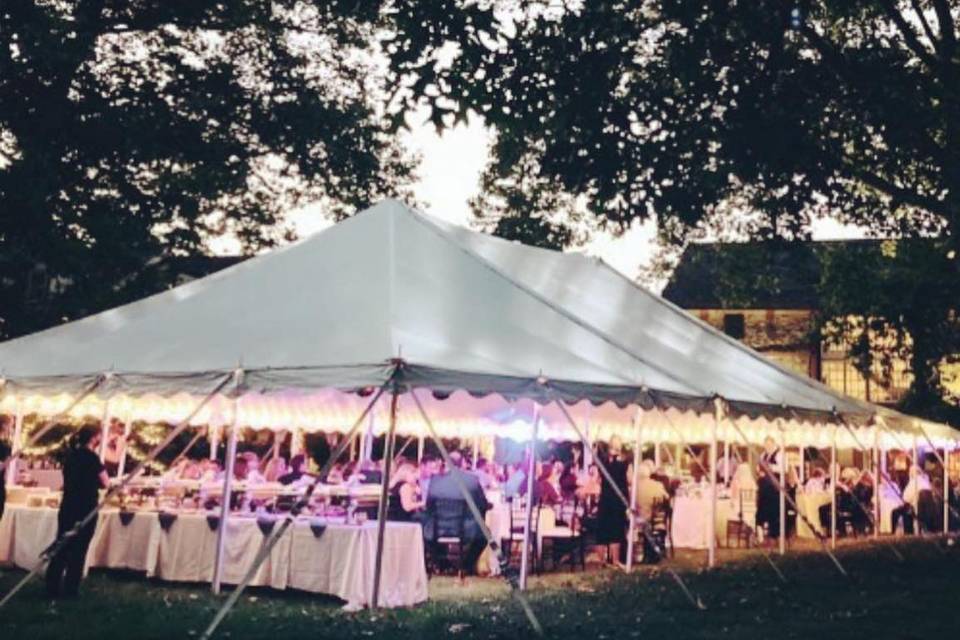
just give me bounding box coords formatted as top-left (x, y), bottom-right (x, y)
top-left (756, 436), bottom-right (782, 543)
top-left (387, 462), bottom-right (424, 522)
top-left (596, 436), bottom-right (629, 565)
top-left (46, 425), bottom-right (108, 597)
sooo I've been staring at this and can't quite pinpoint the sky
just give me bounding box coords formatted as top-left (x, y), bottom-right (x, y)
top-left (288, 110), bottom-right (865, 292)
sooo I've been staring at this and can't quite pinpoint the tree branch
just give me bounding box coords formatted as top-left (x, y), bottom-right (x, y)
top-left (878, 0), bottom-right (940, 69)
top-left (932, 0), bottom-right (957, 58)
top-left (843, 162), bottom-right (948, 218)
top-left (909, 0), bottom-right (940, 51)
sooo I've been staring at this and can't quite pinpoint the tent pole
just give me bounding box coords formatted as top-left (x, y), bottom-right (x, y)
top-left (199, 379), bottom-right (393, 640)
top-left (0, 375), bottom-right (106, 481)
top-left (723, 437), bottom-right (730, 485)
top-left (708, 399), bottom-right (719, 568)
top-left (944, 446), bottom-right (950, 535)
top-left (417, 432), bottom-right (424, 464)
top-left (626, 407), bottom-right (643, 572)
top-left (873, 426), bottom-right (881, 540)
top-left (654, 440), bottom-right (661, 467)
top-left (212, 369), bottom-right (243, 595)
top-left (209, 424), bottom-right (219, 461)
top-left (371, 381), bottom-right (400, 609)
top-left (5, 399), bottom-right (23, 486)
top-left (830, 423), bottom-right (837, 550)
top-left (799, 444), bottom-right (805, 484)
top-left (98, 399), bottom-right (112, 462)
top-left (519, 405), bottom-right (540, 590)
top-left (675, 442), bottom-right (683, 473)
top-left (778, 421), bottom-right (786, 556)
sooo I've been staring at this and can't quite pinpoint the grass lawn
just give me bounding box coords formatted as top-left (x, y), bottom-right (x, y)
top-left (1, 540), bottom-right (958, 639)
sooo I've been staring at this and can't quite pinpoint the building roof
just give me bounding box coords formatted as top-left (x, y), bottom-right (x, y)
top-left (662, 239), bottom-right (916, 310)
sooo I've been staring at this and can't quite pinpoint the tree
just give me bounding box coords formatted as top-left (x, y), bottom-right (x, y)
top-left (0, 1), bottom-right (414, 340)
top-left (384, 1), bottom-right (960, 419)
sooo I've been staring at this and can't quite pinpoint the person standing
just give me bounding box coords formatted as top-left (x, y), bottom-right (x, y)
top-left (756, 436), bottom-right (782, 543)
top-left (46, 426), bottom-right (108, 598)
top-left (596, 436), bottom-right (629, 565)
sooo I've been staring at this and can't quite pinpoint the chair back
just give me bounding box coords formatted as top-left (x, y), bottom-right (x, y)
top-left (650, 498), bottom-right (671, 531)
top-left (430, 497), bottom-right (466, 540)
top-left (508, 496), bottom-right (538, 535)
top-left (738, 488), bottom-right (758, 523)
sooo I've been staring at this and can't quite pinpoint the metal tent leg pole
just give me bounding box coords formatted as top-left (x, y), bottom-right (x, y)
top-left (552, 391), bottom-right (706, 609)
top-left (830, 424), bottom-right (837, 550)
top-left (626, 408), bottom-right (643, 573)
top-left (98, 399), bottom-right (112, 462)
top-left (0, 372), bottom-right (233, 611)
top-left (519, 406), bottom-right (540, 591)
top-left (212, 371), bottom-right (243, 595)
top-left (944, 447), bottom-right (950, 535)
top-left (371, 382), bottom-right (400, 609)
top-left (778, 420), bottom-right (786, 556)
top-left (0, 375), bottom-right (107, 480)
top-left (708, 399), bottom-right (719, 568)
top-left (723, 438), bottom-right (731, 485)
top-left (408, 390), bottom-right (543, 636)
top-left (873, 428), bottom-right (881, 540)
top-left (4, 400), bottom-right (23, 487)
top-left (200, 378), bottom-right (393, 640)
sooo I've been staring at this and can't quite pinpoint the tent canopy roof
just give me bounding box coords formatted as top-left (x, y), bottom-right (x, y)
top-left (0, 200), bottom-right (954, 439)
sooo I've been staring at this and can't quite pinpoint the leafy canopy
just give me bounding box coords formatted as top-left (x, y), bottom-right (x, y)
top-left (0, 1), bottom-right (414, 339)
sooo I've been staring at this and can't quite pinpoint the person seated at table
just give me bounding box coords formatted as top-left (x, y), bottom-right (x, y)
top-left (473, 457), bottom-right (498, 490)
top-left (559, 461), bottom-right (579, 499)
top-left (263, 456), bottom-right (287, 483)
top-left (419, 455), bottom-right (441, 496)
top-left (904, 464), bottom-right (937, 533)
top-left (232, 454), bottom-right (249, 481)
top-left (244, 452), bottom-right (267, 484)
top-left (388, 462), bottom-right (425, 521)
top-left (354, 459), bottom-right (382, 485)
top-left (851, 470), bottom-right (874, 534)
top-left (102, 418), bottom-right (127, 477)
top-left (200, 459), bottom-right (222, 482)
top-left (502, 461), bottom-right (528, 500)
top-left (323, 462), bottom-right (344, 484)
top-left (179, 459), bottom-right (202, 481)
top-left (423, 450), bottom-right (490, 576)
top-left (820, 472), bottom-right (857, 534)
top-left (633, 462), bottom-right (669, 522)
top-left (804, 468), bottom-right (827, 493)
top-left (534, 464), bottom-right (561, 506)
top-left (650, 466), bottom-right (674, 496)
top-left (279, 454), bottom-right (309, 485)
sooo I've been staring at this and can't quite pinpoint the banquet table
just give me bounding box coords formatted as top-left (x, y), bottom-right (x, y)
top-left (670, 494), bottom-right (732, 549)
top-left (0, 505), bottom-right (427, 609)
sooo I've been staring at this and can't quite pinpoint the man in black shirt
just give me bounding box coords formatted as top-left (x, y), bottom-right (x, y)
top-left (46, 425), bottom-right (108, 598)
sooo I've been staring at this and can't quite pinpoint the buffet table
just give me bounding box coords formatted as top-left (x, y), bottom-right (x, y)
top-left (0, 505), bottom-right (427, 609)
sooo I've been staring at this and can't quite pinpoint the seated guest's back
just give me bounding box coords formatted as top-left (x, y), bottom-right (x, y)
top-left (423, 452), bottom-right (490, 576)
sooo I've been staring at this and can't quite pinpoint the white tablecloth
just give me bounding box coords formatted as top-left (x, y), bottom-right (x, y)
top-left (0, 506), bottom-right (427, 609)
top-left (288, 520), bottom-right (427, 609)
top-left (670, 496), bottom-right (732, 549)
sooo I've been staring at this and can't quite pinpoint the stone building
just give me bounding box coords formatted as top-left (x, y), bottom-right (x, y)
top-left (662, 240), bottom-right (912, 406)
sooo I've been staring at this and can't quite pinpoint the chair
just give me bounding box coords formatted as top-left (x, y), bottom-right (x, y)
top-left (504, 497), bottom-right (539, 572)
top-left (725, 489), bottom-right (757, 548)
top-left (648, 498), bottom-right (673, 560)
top-left (426, 498), bottom-right (467, 577)
top-left (540, 498), bottom-right (585, 571)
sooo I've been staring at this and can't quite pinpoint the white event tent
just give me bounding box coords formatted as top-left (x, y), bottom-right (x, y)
top-left (2, 197), bottom-right (959, 602)
top-left (0, 199), bottom-right (955, 451)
